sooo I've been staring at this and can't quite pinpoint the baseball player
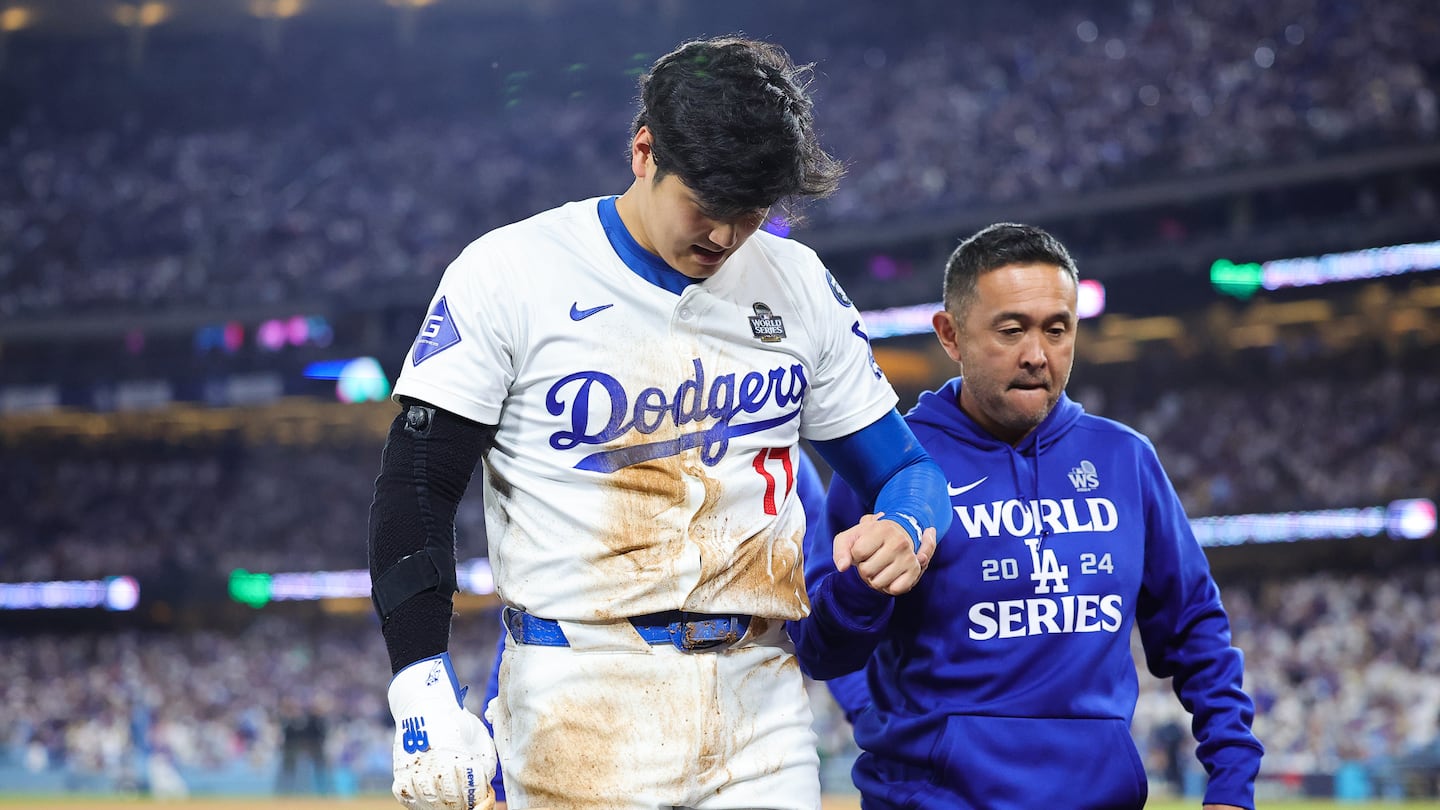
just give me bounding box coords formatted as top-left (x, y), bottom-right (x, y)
top-left (794, 224), bottom-right (1263, 809)
top-left (367, 36), bottom-right (952, 810)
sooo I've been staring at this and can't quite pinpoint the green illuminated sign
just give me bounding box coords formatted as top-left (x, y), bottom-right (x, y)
top-left (229, 569), bottom-right (273, 609)
top-left (1210, 259), bottom-right (1264, 299)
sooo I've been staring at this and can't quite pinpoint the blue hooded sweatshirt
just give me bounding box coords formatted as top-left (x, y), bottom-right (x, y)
top-left (791, 378), bottom-right (1263, 810)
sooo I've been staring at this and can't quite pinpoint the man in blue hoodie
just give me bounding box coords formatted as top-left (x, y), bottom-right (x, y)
top-left (791, 223), bottom-right (1263, 809)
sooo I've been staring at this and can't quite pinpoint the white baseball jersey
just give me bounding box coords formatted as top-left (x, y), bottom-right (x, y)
top-left (394, 196), bottom-right (896, 622)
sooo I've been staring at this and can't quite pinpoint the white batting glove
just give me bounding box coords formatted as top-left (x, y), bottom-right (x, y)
top-left (388, 652), bottom-right (497, 810)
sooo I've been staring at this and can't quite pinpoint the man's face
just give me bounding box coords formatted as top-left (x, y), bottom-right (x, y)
top-left (932, 262), bottom-right (1078, 444)
top-left (619, 127), bottom-right (768, 279)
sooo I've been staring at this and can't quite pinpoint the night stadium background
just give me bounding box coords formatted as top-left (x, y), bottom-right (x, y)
top-left (2, 0), bottom-right (1440, 806)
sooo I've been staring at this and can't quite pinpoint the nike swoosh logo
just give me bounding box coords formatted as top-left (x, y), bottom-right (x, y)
top-left (570, 303), bottom-right (614, 321)
top-left (947, 476), bottom-right (989, 497)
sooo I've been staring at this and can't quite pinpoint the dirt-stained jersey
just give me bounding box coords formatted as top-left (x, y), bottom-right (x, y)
top-left (393, 197), bottom-right (895, 622)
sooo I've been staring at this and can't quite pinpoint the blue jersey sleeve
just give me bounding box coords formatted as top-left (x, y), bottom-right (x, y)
top-left (1134, 444), bottom-right (1263, 808)
top-left (810, 409), bottom-right (952, 552)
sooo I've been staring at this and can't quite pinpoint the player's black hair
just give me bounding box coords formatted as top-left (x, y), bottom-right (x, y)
top-left (632, 36), bottom-right (844, 224)
top-left (942, 223), bottom-right (1079, 319)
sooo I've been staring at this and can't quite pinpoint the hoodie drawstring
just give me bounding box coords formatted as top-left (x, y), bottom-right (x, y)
top-left (1006, 445), bottom-right (1023, 503)
top-left (1033, 442), bottom-right (1048, 542)
top-left (1011, 437), bottom-right (1049, 545)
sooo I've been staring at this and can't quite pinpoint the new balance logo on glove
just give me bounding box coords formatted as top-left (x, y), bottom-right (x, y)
top-left (388, 652), bottom-right (499, 810)
top-left (401, 716), bottom-right (430, 753)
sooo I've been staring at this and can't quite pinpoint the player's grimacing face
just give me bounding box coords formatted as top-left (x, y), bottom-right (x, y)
top-left (644, 171), bottom-right (768, 279)
top-left (933, 263), bottom-right (1077, 445)
top-left (618, 127), bottom-right (769, 279)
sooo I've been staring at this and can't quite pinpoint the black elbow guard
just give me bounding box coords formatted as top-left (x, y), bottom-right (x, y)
top-left (368, 400), bottom-right (492, 621)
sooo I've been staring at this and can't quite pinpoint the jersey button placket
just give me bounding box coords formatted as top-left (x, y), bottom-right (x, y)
top-left (672, 288), bottom-right (707, 332)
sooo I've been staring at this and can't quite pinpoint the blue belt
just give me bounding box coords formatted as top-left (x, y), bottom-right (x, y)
top-left (503, 606), bottom-right (751, 652)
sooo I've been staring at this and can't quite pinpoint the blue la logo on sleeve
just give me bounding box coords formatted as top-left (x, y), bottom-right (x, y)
top-left (826, 269), bottom-right (853, 308)
top-left (412, 296), bottom-right (463, 365)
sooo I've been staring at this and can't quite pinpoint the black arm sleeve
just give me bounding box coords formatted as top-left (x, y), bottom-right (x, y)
top-left (368, 397), bottom-right (493, 674)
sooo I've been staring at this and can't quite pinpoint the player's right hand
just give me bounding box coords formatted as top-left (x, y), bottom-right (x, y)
top-left (834, 512), bottom-right (937, 595)
top-left (388, 653), bottom-right (498, 810)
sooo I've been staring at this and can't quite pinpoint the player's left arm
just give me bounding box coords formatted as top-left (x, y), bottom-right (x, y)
top-left (1133, 442), bottom-right (1263, 810)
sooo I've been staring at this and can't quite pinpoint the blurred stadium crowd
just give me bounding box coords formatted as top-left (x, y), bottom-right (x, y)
top-left (3, 0), bottom-right (1440, 803)
top-left (0, 614), bottom-right (502, 797)
top-left (0, 0), bottom-right (1436, 315)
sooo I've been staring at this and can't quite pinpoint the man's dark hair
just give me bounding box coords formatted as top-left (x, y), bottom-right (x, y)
top-left (632, 36), bottom-right (844, 223)
top-left (942, 223), bottom-right (1079, 318)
